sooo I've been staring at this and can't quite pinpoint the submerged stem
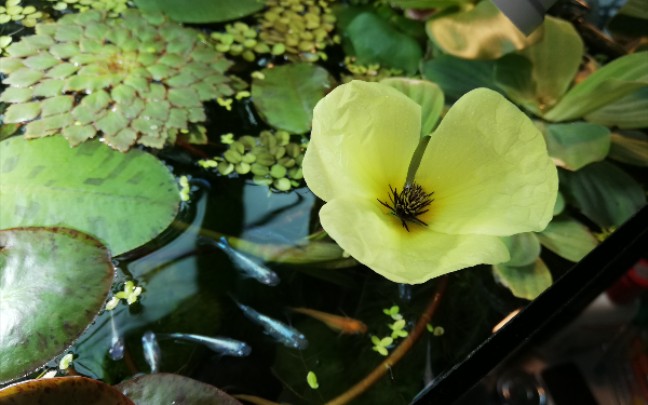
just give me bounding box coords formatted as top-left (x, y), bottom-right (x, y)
top-left (405, 135), bottom-right (431, 187)
top-left (325, 276), bottom-right (449, 405)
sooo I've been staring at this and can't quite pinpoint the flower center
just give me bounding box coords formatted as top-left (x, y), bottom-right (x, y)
top-left (377, 183), bottom-right (434, 231)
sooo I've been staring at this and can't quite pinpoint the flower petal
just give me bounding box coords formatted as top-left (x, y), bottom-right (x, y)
top-left (416, 88), bottom-right (557, 236)
top-left (303, 80), bottom-right (421, 202)
top-left (320, 198), bottom-right (510, 284)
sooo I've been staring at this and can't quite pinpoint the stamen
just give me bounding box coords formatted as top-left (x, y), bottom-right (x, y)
top-left (377, 183), bottom-right (434, 231)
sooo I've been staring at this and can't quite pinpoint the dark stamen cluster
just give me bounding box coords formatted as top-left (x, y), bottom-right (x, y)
top-left (378, 183), bottom-right (434, 231)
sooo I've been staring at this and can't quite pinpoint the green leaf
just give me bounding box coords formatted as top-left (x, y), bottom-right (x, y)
top-left (252, 64), bottom-right (335, 134)
top-left (0, 377), bottom-right (134, 403)
top-left (422, 54), bottom-right (499, 100)
top-left (117, 373), bottom-right (240, 404)
top-left (0, 137), bottom-right (180, 255)
top-left (585, 87), bottom-right (648, 129)
top-left (41, 95), bottom-right (74, 117)
top-left (542, 122), bottom-right (611, 171)
top-left (3, 68), bottom-right (44, 87)
top-left (493, 258), bottom-right (552, 300)
top-left (346, 12), bottom-right (423, 74)
top-left (560, 162), bottom-right (646, 228)
top-left (609, 131), bottom-right (648, 167)
top-left (500, 232), bottom-right (541, 267)
top-left (425, 0), bottom-right (543, 60)
top-left (0, 228), bottom-right (113, 383)
top-left (380, 78), bottom-right (445, 135)
top-left (389, 0), bottom-right (470, 8)
top-left (607, 0), bottom-right (648, 39)
top-left (495, 17), bottom-right (583, 114)
top-left (3, 102), bottom-right (40, 123)
top-left (133, 0), bottom-right (265, 23)
top-left (537, 215), bottom-right (598, 262)
top-left (553, 191), bottom-right (565, 216)
top-left (544, 52), bottom-right (648, 122)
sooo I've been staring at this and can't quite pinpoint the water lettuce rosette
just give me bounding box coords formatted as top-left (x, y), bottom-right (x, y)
top-left (303, 81), bottom-right (558, 284)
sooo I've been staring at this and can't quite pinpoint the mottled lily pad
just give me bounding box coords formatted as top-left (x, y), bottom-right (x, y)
top-left (117, 373), bottom-right (241, 404)
top-left (0, 136), bottom-right (180, 255)
top-left (0, 228), bottom-right (113, 383)
top-left (0, 376), bottom-right (133, 404)
top-left (252, 64), bottom-right (335, 134)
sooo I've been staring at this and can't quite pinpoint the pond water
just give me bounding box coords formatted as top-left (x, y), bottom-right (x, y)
top-left (67, 167), bottom-right (539, 404)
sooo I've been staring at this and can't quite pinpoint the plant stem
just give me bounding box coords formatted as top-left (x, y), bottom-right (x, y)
top-left (325, 276), bottom-right (449, 405)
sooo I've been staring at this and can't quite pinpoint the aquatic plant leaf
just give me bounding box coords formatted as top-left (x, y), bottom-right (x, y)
top-left (559, 162), bottom-right (646, 228)
top-left (0, 9), bottom-right (232, 150)
top-left (345, 11), bottom-right (422, 75)
top-left (380, 78), bottom-right (445, 136)
top-left (0, 228), bottom-right (113, 383)
top-left (425, 0), bottom-right (543, 60)
top-left (0, 376), bottom-right (133, 404)
top-left (389, 0), bottom-right (470, 8)
top-left (536, 215), bottom-right (598, 262)
top-left (499, 232), bottom-right (541, 267)
top-left (4, 102), bottom-right (40, 123)
top-left (134, 0), bottom-right (264, 23)
top-left (544, 51), bottom-right (648, 122)
top-left (422, 54), bottom-right (500, 100)
top-left (495, 17), bottom-right (583, 114)
top-left (607, 0), bottom-right (648, 39)
top-left (0, 136), bottom-right (180, 255)
top-left (117, 373), bottom-right (241, 404)
top-left (585, 87), bottom-right (648, 130)
top-left (609, 131), bottom-right (648, 167)
top-left (252, 64), bottom-right (335, 134)
top-left (540, 122), bottom-right (611, 171)
top-left (493, 258), bottom-right (552, 300)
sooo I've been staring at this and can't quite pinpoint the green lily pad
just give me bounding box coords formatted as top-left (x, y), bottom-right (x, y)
top-left (422, 54), bottom-right (499, 100)
top-left (609, 131), bottom-right (648, 167)
top-left (345, 11), bottom-right (423, 75)
top-left (0, 136), bottom-right (180, 255)
top-left (425, 0), bottom-right (543, 60)
top-left (252, 64), bottom-right (335, 134)
top-left (380, 78), bottom-right (445, 136)
top-left (0, 376), bottom-right (133, 404)
top-left (495, 17), bottom-right (583, 114)
top-left (541, 122), bottom-right (611, 171)
top-left (493, 258), bottom-right (552, 300)
top-left (0, 228), bottom-right (113, 383)
top-left (585, 87), bottom-right (648, 130)
top-left (117, 373), bottom-right (241, 404)
top-left (544, 51), bottom-right (648, 122)
top-left (133, 0), bottom-right (264, 23)
top-left (537, 215), bottom-right (598, 262)
top-left (559, 162), bottom-right (646, 228)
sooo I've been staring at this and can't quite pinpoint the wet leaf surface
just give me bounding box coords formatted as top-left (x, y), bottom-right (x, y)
top-left (0, 136), bottom-right (180, 255)
top-left (0, 376), bottom-right (133, 404)
top-left (116, 373), bottom-right (241, 404)
top-left (0, 228), bottom-right (113, 383)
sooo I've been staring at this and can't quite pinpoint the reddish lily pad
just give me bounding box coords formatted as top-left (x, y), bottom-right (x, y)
top-left (117, 373), bottom-right (241, 404)
top-left (0, 376), bottom-right (133, 404)
top-left (0, 227), bottom-right (113, 383)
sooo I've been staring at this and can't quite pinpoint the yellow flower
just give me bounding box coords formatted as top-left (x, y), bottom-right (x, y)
top-left (303, 81), bottom-right (557, 284)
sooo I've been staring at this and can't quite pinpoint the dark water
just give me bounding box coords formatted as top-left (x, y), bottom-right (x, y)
top-left (68, 169), bottom-right (529, 404)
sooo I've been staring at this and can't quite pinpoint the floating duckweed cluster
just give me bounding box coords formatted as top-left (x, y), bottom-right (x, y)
top-left (198, 130), bottom-right (307, 192)
top-left (210, 22), bottom-right (286, 63)
top-left (341, 56), bottom-right (403, 83)
top-left (45, 0), bottom-right (128, 16)
top-left (0, 9), bottom-right (233, 151)
top-left (371, 305), bottom-right (409, 356)
top-left (0, 0), bottom-right (46, 27)
top-left (258, 0), bottom-right (337, 62)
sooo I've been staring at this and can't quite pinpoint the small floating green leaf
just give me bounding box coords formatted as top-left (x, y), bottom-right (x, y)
top-left (537, 215), bottom-right (598, 262)
top-left (493, 258), bottom-right (552, 300)
top-left (0, 228), bottom-right (113, 383)
top-left (252, 64), bottom-right (335, 134)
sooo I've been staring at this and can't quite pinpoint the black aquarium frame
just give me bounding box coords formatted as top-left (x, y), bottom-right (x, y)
top-left (412, 205), bottom-right (648, 404)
